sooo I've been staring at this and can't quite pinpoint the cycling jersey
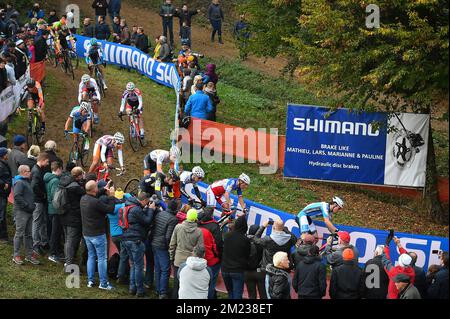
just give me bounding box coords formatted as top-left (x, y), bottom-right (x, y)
top-left (26, 82), bottom-right (44, 106)
top-left (297, 202), bottom-right (331, 234)
top-left (69, 105), bottom-right (91, 132)
top-left (94, 135), bottom-right (123, 168)
top-left (85, 43), bottom-right (104, 65)
top-left (78, 78), bottom-right (100, 103)
top-left (139, 172), bottom-right (174, 200)
top-left (206, 178), bottom-right (242, 207)
top-left (120, 88), bottom-right (143, 112)
top-left (143, 149), bottom-right (171, 172)
top-left (57, 30), bottom-right (69, 49)
top-left (179, 171), bottom-right (202, 201)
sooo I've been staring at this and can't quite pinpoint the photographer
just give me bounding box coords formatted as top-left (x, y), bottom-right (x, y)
top-left (323, 231), bottom-right (359, 268)
top-left (427, 251), bottom-right (449, 299)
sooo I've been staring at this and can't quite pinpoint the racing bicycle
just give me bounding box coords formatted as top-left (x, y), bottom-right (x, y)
top-left (93, 64), bottom-right (106, 98)
top-left (66, 131), bottom-right (90, 167)
top-left (18, 106), bottom-right (45, 146)
top-left (95, 165), bottom-right (125, 182)
top-left (59, 48), bottom-right (75, 80)
top-left (119, 110), bottom-right (146, 152)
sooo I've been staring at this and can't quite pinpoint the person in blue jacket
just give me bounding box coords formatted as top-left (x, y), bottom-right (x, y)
top-left (184, 83), bottom-right (214, 120)
top-left (27, 3), bottom-right (45, 20)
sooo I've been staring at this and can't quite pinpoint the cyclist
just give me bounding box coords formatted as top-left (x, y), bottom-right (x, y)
top-left (64, 101), bottom-right (92, 137)
top-left (55, 25), bottom-right (70, 63)
top-left (24, 79), bottom-right (46, 132)
top-left (88, 132), bottom-right (125, 174)
top-left (143, 145), bottom-right (181, 175)
top-left (296, 196), bottom-right (344, 241)
top-left (179, 166), bottom-right (206, 207)
top-left (206, 173), bottom-right (250, 213)
top-left (48, 16), bottom-right (67, 55)
top-left (139, 169), bottom-right (180, 205)
top-left (85, 37), bottom-right (107, 89)
top-left (78, 74), bottom-right (101, 124)
top-left (118, 82), bottom-right (145, 139)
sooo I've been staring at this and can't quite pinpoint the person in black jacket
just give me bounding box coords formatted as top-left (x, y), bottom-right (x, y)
top-left (151, 199), bottom-right (178, 299)
top-left (43, 140), bottom-right (63, 174)
top-left (30, 152), bottom-right (49, 255)
top-left (175, 4), bottom-right (199, 44)
top-left (427, 251), bottom-right (449, 299)
top-left (80, 180), bottom-right (116, 290)
top-left (33, 30), bottom-right (49, 63)
top-left (0, 148), bottom-right (12, 242)
top-left (0, 58), bottom-right (8, 93)
top-left (266, 251), bottom-right (291, 299)
top-left (408, 252), bottom-right (428, 298)
top-left (13, 39), bottom-right (28, 79)
top-left (221, 216), bottom-right (250, 299)
top-left (47, 9), bottom-right (59, 25)
top-left (95, 16), bottom-right (111, 40)
top-left (159, 0), bottom-right (176, 48)
top-left (121, 192), bottom-right (155, 297)
top-left (92, 0), bottom-right (108, 23)
top-left (82, 18), bottom-right (95, 38)
top-left (17, 145), bottom-right (39, 171)
top-left (293, 245), bottom-right (327, 299)
top-left (245, 225), bottom-right (267, 299)
top-left (135, 27), bottom-right (150, 54)
top-left (291, 233), bottom-right (315, 266)
top-left (330, 248), bottom-right (362, 299)
top-left (360, 245), bottom-right (389, 299)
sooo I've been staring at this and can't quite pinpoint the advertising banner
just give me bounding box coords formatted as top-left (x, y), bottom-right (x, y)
top-left (284, 104), bottom-right (429, 187)
top-left (0, 68), bottom-right (30, 122)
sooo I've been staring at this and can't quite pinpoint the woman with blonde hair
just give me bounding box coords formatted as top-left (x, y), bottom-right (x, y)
top-left (190, 75), bottom-right (203, 96)
top-left (17, 145), bottom-right (40, 170)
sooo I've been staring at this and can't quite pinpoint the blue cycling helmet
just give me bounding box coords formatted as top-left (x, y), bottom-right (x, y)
top-left (90, 38), bottom-right (98, 45)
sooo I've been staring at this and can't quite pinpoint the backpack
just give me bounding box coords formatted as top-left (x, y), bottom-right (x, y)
top-left (52, 183), bottom-right (73, 215)
top-left (118, 204), bottom-right (136, 230)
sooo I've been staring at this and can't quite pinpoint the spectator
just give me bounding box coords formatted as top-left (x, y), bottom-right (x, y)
top-left (44, 161), bottom-right (63, 263)
top-left (159, 0), bottom-right (176, 48)
top-left (108, 0), bottom-right (122, 23)
top-left (31, 152), bottom-right (50, 256)
top-left (0, 58), bottom-right (7, 92)
top-left (151, 199), bottom-right (178, 299)
top-left (291, 233), bottom-right (315, 266)
top-left (381, 236), bottom-right (415, 299)
top-left (27, 3), bottom-right (45, 20)
top-left (169, 208), bottom-right (204, 299)
top-left (118, 18), bottom-right (130, 45)
top-left (293, 245), bottom-right (327, 299)
top-left (203, 81), bottom-right (220, 121)
top-left (135, 27), bottom-right (150, 54)
top-left (130, 25), bottom-right (138, 47)
top-left (0, 147), bottom-right (12, 243)
top-left (324, 231), bottom-right (359, 267)
top-left (43, 140), bottom-right (63, 174)
top-left (426, 264), bottom-right (441, 288)
top-left (82, 18), bottom-right (95, 38)
top-left (0, 10), bottom-right (6, 36)
top-left (184, 83), bottom-right (214, 120)
top-left (111, 15), bottom-right (121, 37)
top-left (329, 248), bottom-right (362, 299)
top-left (408, 252), bottom-right (428, 298)
top-left (92, 0), bottom-right (109, 23)
top-left (178, 245), bottom-right (211, 299)
top-left (266, 251), bottom-right (291, 299)
top-left (157, 35), bottom-right (171, 62)
top-left (60, 167), bottom-right (85, 268)
top-left (175, 4), bottom-right (199, 40)
top-left (202, 63), bottom-right (218, 85)
top-left (108, 189), bottom-right (126, 268)
top-left (17, 145), bottom-right (40, 171)
top-left (95, 15), bottom-right (111, 40)
top-left (5, 4), bottom-right (19, 21)
top-left (6, 13), bottom-right (19, 38)
top-left (12, 165), bottom-right (38, 265)
top-left (80, 180), bottom-right (116, 290)
top-left (3, 52), bottom-right (16, 85)
top-left (394, 274), bottom-right (421, 299)
top-left (234, 14), bottom-right (250, 60)
top-left (175, 203), bottom-right (190, 224)
top-left (180, 22), bottom-right (191, 47)
top-left (360, 245), bottom-right (389, 299)
top-left (8, 135), bottom-right (27, 176)
top-left (427, 251), bottom-right (449, 299)
top-left (245, 225), bottom-right (267, 299)
top-left (221, 215), bottom-right (250, 299)
top-left (14, 39), bottom-right (28, 79)
top-left (47, 9), bottom-right (59, 25)
top-left (153, 36), bottom-right (161, 59)
top-left (31, 29), bottom-right (49, 84)
top-left (121, 192), bottom-right (155, 297)
top-left (208, 0), bottom-right (224, 44)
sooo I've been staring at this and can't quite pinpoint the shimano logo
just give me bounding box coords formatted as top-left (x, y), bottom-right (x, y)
top-left (293, 118), bottom-right (379, 136)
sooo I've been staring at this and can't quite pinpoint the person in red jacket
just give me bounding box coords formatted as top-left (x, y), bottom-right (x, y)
top-left (382, 236), bottom-right (416, 299)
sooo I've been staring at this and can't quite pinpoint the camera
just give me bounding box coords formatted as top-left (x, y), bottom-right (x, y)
top-left (148, 194), bottom-right (161, 206)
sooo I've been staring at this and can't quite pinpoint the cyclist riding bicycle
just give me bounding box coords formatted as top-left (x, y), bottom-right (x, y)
top-left (48, 17), bottom-right (68, 55)
top-left (143, 146), bottom-right (181, 175)
top-left (85, 38), bottom-right (107, 89)
top-left (139, 169), bottom-right (180, 207)
top-left (24, 79), bottom-right (46, 132)
top-left (296, 196), bottom-right (344, 241)
top-left (64, 101), bottom-right (92, 137)
top-left (118, 82), bottom-right (145, 139)
top-left (88, 132), bottom-right (125, 174)
top-left (206, 173), bottom-right (250, 213)
top-left (179, 166), bottom-right (206, 207)
top-left (78, 74), bottom-right (101, 124)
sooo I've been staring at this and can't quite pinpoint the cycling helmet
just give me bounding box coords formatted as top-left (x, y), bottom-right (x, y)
top-left (126, 82), bottom-right (135, 91)
top-left (81, 74), bottom-right (90, 83)
top-left (113, 132), bottom-right (125, 144)
top-left (167, 168), bottom-right (180, 181)
top-left (332, 196), bottom-right (344, 208)
top-left (170, 145), bottom-right (181, 159)
top-left (26, 79), bottom-right (36, 87)
top-left (66, 11), bottom-right (74, 20)
top-left (239, 173), bottom-right (251, 185)
top-left (90, 38), bottom-right (98, 45)
top-left (192, 166), bottom-right (205, 179)
top-left (80, 101), bottom-right (91, 112)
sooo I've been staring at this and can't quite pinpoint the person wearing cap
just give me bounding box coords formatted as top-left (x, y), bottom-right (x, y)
top-left (360, 245), bottom-right (390, 299)
top-left (329, 248), bottom-right (362, 299)
top-left (293, 245), bottom-right (327, 299)
top-left (169, 208), bottom-right (204, 299)
top-left (43, 140), bottom-right (63, 174)
top-left (14, 38), bottom-right (28, 79)
top-left (8, 135), bottom-right (27, 179)
top-left (0, 147), bottom-right (12, 242)
top-left (393, 273), bottom-right (421, 299)
top-left (324, 230), bottom-right (359, 267)
top-left (381, 235), bottom-right (416, 299)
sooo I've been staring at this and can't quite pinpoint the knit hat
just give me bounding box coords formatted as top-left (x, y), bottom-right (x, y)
top-left (0, 147), bottom-right (9, 158)
top-left (13, 135), bottom-right (26, 146)
top-left (186, 209), bottom-right (198, 222)
top-left (398, 253), bottom-right (412, 267)
top-left (338, 231), bottom-right (351, 243)
top-left (393, 273), bottom-right (411, 283)
top-left (342, 248), bottom-right (354, 261)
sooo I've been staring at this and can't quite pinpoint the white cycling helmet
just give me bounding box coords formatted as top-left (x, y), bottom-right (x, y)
top-left (80, 101), bottom-right (91, 112)
top-left (170, 145), bottom-right (181, 159)
top-left (81, 74), bottom-right (90, 83)
top-left (126, 82), bottom-right (135, 91)
top-left (332, 196), bottom-right (344, 208)
top-left (113, 132), bottom-right (125, 144)
top-left (239, 173), bottom-right (251, 185)
top-left (66, 11), bottom-right (74, 20)
top-left (192, 166), bottom-right (205, 178)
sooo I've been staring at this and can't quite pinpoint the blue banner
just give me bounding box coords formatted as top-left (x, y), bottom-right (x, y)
top-left (283, 104), bottom-right (430, 187)
top-left (73, 34), bottom-right (180, 90)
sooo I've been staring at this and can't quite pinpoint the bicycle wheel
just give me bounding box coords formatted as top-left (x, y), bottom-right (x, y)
top-left (129, 123), bottom-right (140, 152)
top-left (25, 116), bottom-right (33, 147)
top-left (80, 137), bottom-right (91, 167)
top-left (66, 54), bottom-right (75, 80)
top-left (70, 50), bottom-right (79, 70)
top-left (96, 69), bottom-right (106, 98)
top-left (33, 114), bottom-right (45, 145)
top-left (47, 48), bottom-right (57, 67)
top-left (124, 178), bottom-right (140, 197)
top-left (69, 140), bottom-right (79, 165)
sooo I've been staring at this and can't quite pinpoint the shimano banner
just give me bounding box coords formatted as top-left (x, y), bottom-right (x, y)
top-left (73, 35), bottom-right (180, 90)
top-left (284, 104), bottom-right (429, 187)
top-left (182, 179), bottom-right (448, 270)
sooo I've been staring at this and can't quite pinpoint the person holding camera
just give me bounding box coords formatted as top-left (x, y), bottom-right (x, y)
top-left (323, 231), bottom-right (359, 268)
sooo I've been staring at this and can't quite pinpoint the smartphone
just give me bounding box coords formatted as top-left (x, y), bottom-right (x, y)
top-left (268, 220), bottom-right (274, 225)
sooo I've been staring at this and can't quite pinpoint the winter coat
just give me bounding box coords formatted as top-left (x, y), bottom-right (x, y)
top-left (121, 197), bottom-right (154, 242)
top-left (199, 218), bottom-right (223, 259)
top-left (135, 33), bottom-right (150, 53)
top-left (151, 206), bottom-right (178, 250)
top-left (112, 22), bottom-right (121, 35)
top-left (158, 37), bottom-right (171, 61)
top-left (108, 199), bottom-right (125, 238)
top-left (176, 9), bottom-right (198, 28)
top-left (329, 260), bottom-right (362, 299)
top-left (17, 156), bottom-right (36, 171)
top-left (7, 146), bottom-right (26, 177)
top-left (95, 22), bottom-right (111, 40)
top-left (27, 9), bottom-right (45, 19)
top-left (92, 0), bottom-right (109, 17)
top-left (412, 265), bottom-right (428, 298)
top-left (184, 91), bottom-right (214, 120)
top-left (178, 256), bottom-right (212, 299)
top-left (266, 264), bottom-right (291, 299)
top-left (291, 243), bottom-right (313, 266)
top-left (382, 246), bottom-right (416, 299)
top-left (202, 64), bottom-right (218, 85)
top-left (399, 284), bottom-right (421, 299)
top-left (108, 0), bottom-right (122, 15)
top-left (80, 193), bottom-right (115, 237)
top-left (169, 220), bottom-right (204, 267)
top-left (14, 48), bottom-right (28, 79)
top-left (159, 3), bottom-right (176, 21)
top-left (324, 243), bottom-right (360, 267)
top-left (0, 159), bottom-right (12, 197)
top-left (82, 24), bottom-right (95, 38)
top-left (13, 176), bottom-right (35, 214)
top-left (293, 255), bottom-right (327, 299)
top-left (44, 172), bottom-right (60, 215)
top-left (199, 227), bottom-right (220, 267)
top-left (427, 266), bottom-right (449, 299)
top-left (34, 35), bottom-right (48, 62)
top-left (221, 216), bottom-right (250, 273)
top-left (207, 3), bottom-right (224, 21)
top-left (360, 255), bottom-right (389, 299)
top-left (247, 235), bottom-right (264, 271)
top-left (59, 174), bottom-right (85, 227)
top-left (31, 164), bottom-right (47, 203)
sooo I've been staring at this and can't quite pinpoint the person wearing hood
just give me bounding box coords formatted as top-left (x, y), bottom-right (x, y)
top-left (293, 245), bottom-right (326, 299)
top-left (207, 0), bottom-right (224, 44)
top-left (245, 224), bottom-right (267, 299)
top-left (266, 251), bottom-right (291, 299)
top-left (178, 245), bottom-right (212, 299)
top-left (0, 147), bottom-right (12, 242)
top-left (202, 64), bottom-right (218, 85)
top-left (360, 245), bottom-right (389, 299)
top-left (221, 215), bottom-right (250, 299)
top-left (8, 135), bottom-right (27, 176)
top-left (329, 248), bottom-right (362, 299)
top-left (169, 208), bottom-right (204, 299)
top-left (151, 199), bottom-right (179, 299)
top-left (157, 35), bottom-right (171, 62)
top-left (203, 81), bottom-right (220, 122)
top-left (184, 82), bottom-right (214, 120)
